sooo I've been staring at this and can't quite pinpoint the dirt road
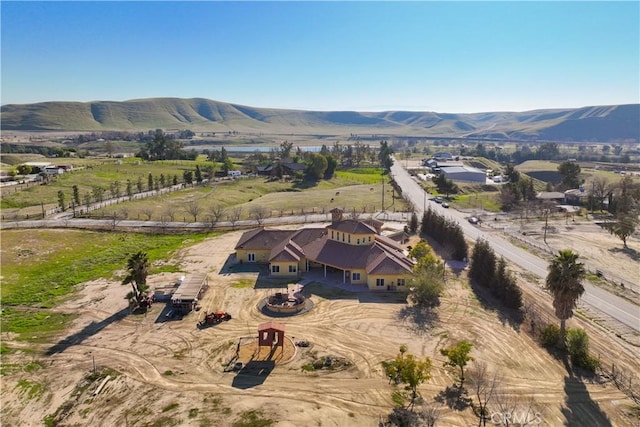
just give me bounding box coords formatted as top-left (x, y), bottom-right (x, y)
top-left (1, 227), bottom-right (638, 426)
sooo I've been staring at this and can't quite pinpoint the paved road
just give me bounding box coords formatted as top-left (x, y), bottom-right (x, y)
top-left (390, 158), bottom-right (640, 332)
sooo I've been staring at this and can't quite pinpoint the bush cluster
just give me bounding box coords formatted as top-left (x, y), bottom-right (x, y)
top-left (468, 239), bottom-right (523, 309)
top-left (420, 207), bottom-right (468, 261)
top-left (539, 324), bottom-right (560, 347)
top-left (566, 328), bottom-right (601, 372)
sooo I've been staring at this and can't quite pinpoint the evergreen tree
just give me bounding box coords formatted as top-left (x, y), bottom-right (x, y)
top-left (409, 212), bottom-right (419, 233)
top-left (57, 190), bottom-right (66, 211)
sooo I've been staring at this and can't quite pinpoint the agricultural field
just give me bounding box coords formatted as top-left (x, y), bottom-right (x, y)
top-left (1, 159), bottom-right (408, 222)
top-left (1, 227), bottom-right (638, 426)
top-left (515, 159), bottom-right (635, 188)
top-left (1, 154), bottom-right (408, 221)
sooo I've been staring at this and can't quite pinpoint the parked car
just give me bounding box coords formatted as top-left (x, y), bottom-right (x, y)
top-left (442, 202), bottom-right (449, 208)
top-left (468, 217), bottom-right (480, 224)
top-left (434, 197), bottom-right (443, 204)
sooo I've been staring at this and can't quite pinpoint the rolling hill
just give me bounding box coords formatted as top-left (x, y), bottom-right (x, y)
top-left (1, 98), bottom-right (638, 142)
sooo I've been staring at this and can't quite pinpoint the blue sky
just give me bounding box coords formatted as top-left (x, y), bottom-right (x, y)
top-left (1, 1), bottom-right (638, 113)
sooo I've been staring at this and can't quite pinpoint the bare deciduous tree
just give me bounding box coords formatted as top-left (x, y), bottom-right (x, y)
top-left (250, 206), bottom-right (268, 225)
top-left (491, 392), bottom-right (541, 427)
top-left (164, 206), bottom-right (176, 222)
top-left (141, 208), bottom-right (154, 221)
top-left (228, 206), bottom-right (243, 229)
top-left (468, 361), bottom-right (500, 427)
top-left (591, 176), bottom-right (609, 212)
top-left (185, 201), bottom-right (201, 222)
top-left (206, 204), bottom-right (225, 228)
top-left (420, 402), bottom-right (443, 427)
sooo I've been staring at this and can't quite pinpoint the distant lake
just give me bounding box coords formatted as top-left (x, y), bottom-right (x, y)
top-left (220, 146), bottom-right (323, 153)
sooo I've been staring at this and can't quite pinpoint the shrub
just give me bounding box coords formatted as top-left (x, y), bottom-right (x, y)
top-left (540, 324), bottom-right (560, 347)
top-left (566, 328), bottom-right (600, 373)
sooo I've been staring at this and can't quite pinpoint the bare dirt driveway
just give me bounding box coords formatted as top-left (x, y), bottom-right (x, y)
top-left (1, 226), bottom-right (638, 426)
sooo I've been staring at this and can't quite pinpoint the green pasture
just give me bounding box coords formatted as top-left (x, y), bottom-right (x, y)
top-left (0, 229), bottom-right (214, 340)
top-left (1, 160), bottom-right (205, 215)
top-left (1, 160), bottom-right (387, 218)
top-left (89, 167), bottom-right (405, 221)
top-left (514, 160), bottom-right (560, 173)
top-left (449, 191), bottom-right (502, 212)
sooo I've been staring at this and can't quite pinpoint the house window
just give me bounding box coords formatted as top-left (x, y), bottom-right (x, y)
top-left (357, 239), bottom-right (360, 244)
top-left (368, 236), bottom-right (372, 242)
top-left (348, 235), bottom-right (351, 243)
top-left (352, 272), bottom-right (361, 281)
top-left (331, 230), bottom-right (334, 239)
top-left (397, 279), bottom-right (405, 287)
top-left (342, 233), bottom-right (345, 242)
top-left (289, 265), bottom-right (297, 273)
top-left (376, 278), bottom-right (385, 287)
top-left (271, 265), bottom-right (280, 273)
top-left (247, 253), bottom-right (255, 262)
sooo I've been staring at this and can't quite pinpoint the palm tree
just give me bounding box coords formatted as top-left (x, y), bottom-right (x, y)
top-left (545, 249), bottom-right (585, 348)
top-left (122, 251), bottom-right (150, 308)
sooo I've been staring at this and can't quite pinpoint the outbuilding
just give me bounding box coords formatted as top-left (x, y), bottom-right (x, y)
top-left (170, 274), bottom-right (208, 314)
top-left (440, 166), bottom-right (486, 183)
top-left (258, 322), bottom-right (285, 349)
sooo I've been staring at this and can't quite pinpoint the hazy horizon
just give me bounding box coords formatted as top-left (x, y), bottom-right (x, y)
top-left (2, 2), bottom-right (638, 113)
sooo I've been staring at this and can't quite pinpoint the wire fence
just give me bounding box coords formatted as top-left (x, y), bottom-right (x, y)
top-left (505, 231), bottom-right (638, 293)
top-left (522, 299), bottom-right (640, 406)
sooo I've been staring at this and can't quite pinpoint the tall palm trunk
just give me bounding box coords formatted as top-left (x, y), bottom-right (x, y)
top-left (558, 318), bottom-right (568, 349)
top-left (130, 282), bottom-right (140, 303)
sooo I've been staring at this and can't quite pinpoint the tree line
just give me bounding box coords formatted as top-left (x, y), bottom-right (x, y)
top-left (468, 239), bottom-right (523, 310)
top-left (420, 206), bottom-right (468, 261)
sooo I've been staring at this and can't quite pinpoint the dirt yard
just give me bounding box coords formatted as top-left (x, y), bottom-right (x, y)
top-left (1, 223), bottom-right (639, 426)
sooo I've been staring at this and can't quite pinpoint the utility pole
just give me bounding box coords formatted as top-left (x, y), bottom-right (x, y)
top-left (423, 189), bottom-right (426, 214)
top-left (381, 173), bottom-right (385, 211)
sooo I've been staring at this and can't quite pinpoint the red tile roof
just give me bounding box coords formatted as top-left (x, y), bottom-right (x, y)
top-left (236, 221), bottom-right (415, 276)
top-left (258, 321), bottom-right (285, 332)
top-left (328, 219), bottom-right (377, 234)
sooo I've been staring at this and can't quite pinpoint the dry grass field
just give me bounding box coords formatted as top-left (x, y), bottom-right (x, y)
top-left (1, 224), bottom-right (638, 426)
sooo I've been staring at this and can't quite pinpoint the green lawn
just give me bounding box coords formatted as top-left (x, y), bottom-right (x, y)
top-left (0, 229), bottom-right (215, 340)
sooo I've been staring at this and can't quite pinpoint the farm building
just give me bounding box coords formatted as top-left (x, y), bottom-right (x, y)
top-left (564, 188), bottom-right (591, 205)
top-left (235, 208), bottom-right (415, 292)
top-left (433, 152), bottom-right (454, 161)
top-left (440, 166), bottom-right (486, 183)
top-left (536, 192), bottom-right (565, 202)
top-left (170, 274), bottom-right (208, 314)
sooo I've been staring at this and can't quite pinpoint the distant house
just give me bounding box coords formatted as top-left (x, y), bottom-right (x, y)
top-left (422, 159), bottom-right (438, 171)
top-left (536, 192), bottom-right (565, 202)
top-left (235, 208), bottom-right (415, 291)
top-left (43, 166), bottom-right (65, 175)
top-left (255, 161), bottom-right (307, 177)
top-left (564, 188), bottom-right (590, 205)
top-left (433, 152), bottom-right (454, 161)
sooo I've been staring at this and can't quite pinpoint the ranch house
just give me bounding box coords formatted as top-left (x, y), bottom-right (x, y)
top-left (235, 208), bottom-right (415, 291)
